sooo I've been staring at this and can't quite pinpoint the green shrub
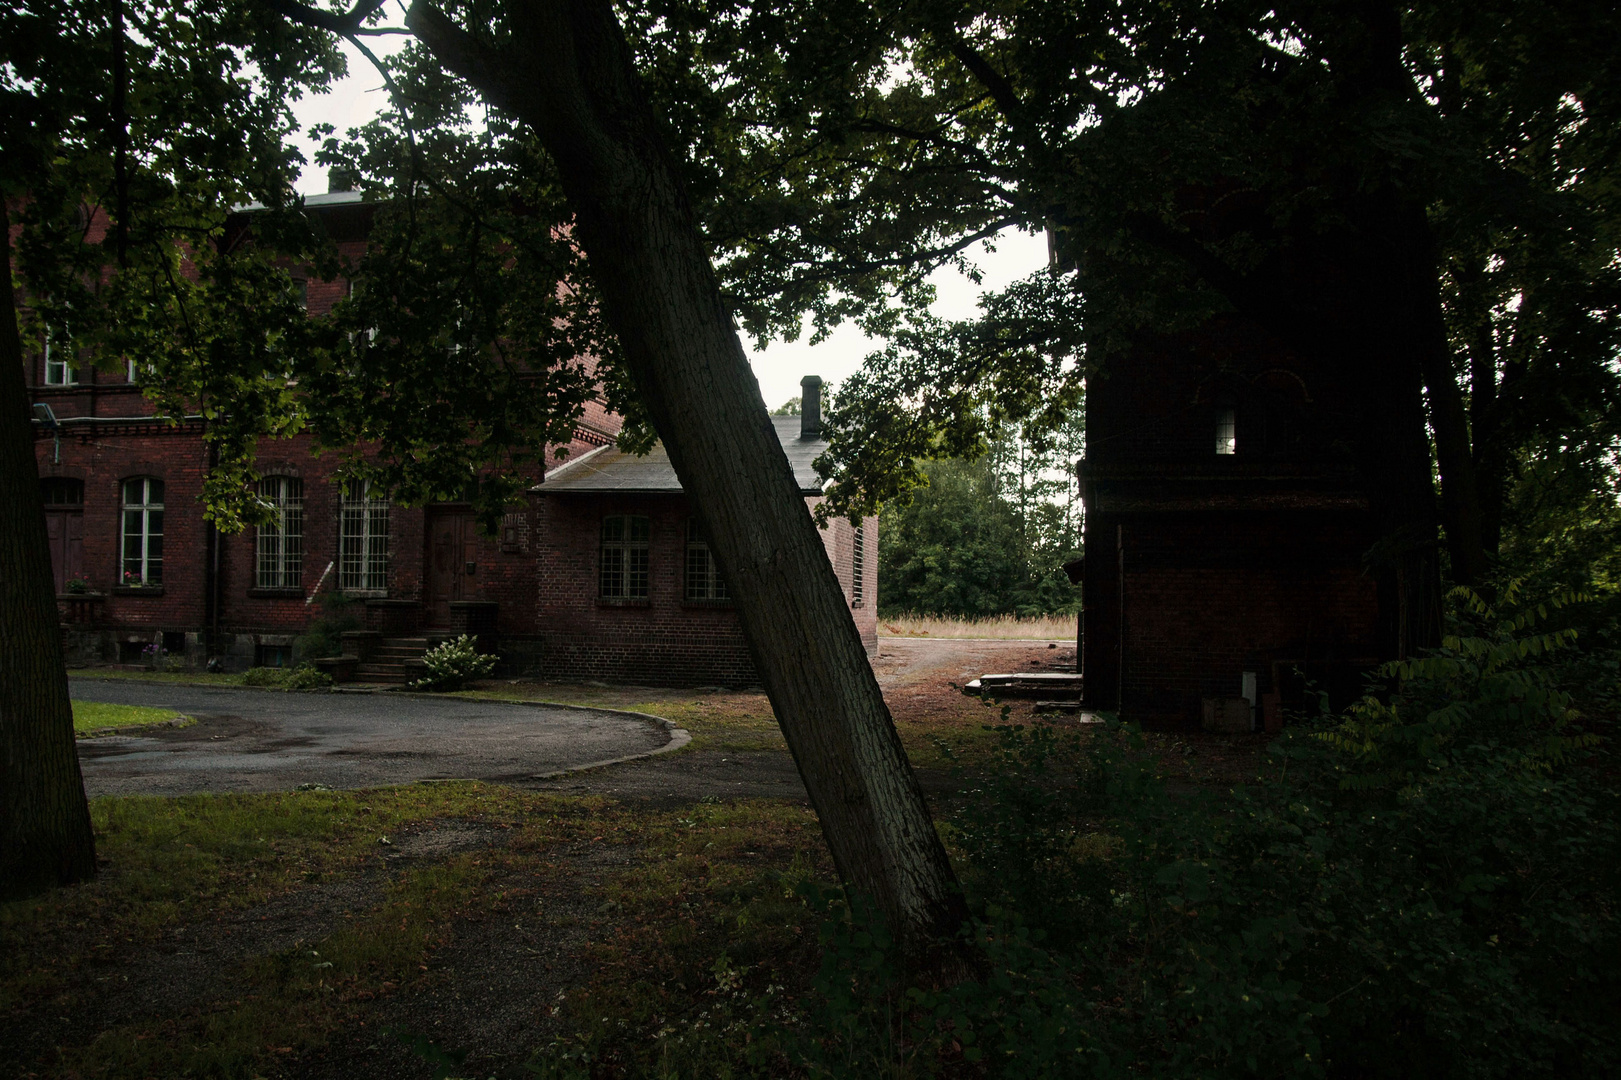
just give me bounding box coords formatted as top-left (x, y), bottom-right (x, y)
top-left (294, 592), bottom-right (363, 660)
top-left (800, 588), bottom-right (1620, 1078)
top-left (410, 634), bottom-right (496, 692)
top-left (240, 664), bottom-right (333, 691)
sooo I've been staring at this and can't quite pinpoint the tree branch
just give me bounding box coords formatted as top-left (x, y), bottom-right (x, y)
top-left (267, 0), bottom-right (388, 36)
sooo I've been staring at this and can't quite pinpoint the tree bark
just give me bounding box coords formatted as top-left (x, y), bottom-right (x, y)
top-left (403, 0), bottom-right (969, 956)
top-left (0, 199), bottom-right (98, 899)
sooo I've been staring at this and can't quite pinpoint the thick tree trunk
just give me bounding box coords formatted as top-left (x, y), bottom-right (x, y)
top-left (0, 201), bottom-right (98, 899)
top-left (404, 0), bottom-right (968, 956)
top-left (1405, 211), bottom-right (1489, 589)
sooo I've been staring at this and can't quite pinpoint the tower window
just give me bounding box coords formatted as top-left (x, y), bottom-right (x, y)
top-left (1215, 409), bottom-right (1237, 455)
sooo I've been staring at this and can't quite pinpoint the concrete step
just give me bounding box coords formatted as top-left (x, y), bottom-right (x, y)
top-left (964, 672), bottom-right (1084, 700)
top-left (379, 637), bottom-right (429, 649)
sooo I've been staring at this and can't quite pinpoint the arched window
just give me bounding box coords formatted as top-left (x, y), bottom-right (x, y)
top-left (121, 478), bottom-right (164, 586)
top-left (256, 477), bottom-right (304, 588)
top-left (684, 519), bottom-right (728, 601)
top-left (339, 480), bottom-right (390, 592)
top-left (600, 515), bottom-right (651, 599)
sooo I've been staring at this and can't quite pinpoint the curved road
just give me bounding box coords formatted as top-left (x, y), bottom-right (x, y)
top-left (70, 678), bottom-right (677, 798)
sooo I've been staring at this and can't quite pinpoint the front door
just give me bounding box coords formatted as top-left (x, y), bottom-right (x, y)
top-left (425, 508), bottom-right (477, 627)
top-left (44, 508), bottom-right (83, 594)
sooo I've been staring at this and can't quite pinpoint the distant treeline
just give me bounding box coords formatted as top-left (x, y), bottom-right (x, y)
top-left (878, 429), bottom-right (1083, 619)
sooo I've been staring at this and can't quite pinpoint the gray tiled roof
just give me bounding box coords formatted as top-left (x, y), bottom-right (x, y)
top-left (536, 416), bottom-right (826, 495)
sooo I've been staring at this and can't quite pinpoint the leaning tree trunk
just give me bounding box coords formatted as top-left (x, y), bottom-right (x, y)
top-left (0, 200), bottom-right (98, 899)
top-left (403, 0), bottom-right (969, 957)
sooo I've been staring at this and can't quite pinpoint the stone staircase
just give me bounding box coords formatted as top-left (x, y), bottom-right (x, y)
top-left (353, 636), bottom-right (433, 685)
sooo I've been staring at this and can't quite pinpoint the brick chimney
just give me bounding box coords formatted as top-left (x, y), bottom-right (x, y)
top-left (327, 167), bottom-right (355, 194)
top-left (800, 375), bottom-right (822, 439)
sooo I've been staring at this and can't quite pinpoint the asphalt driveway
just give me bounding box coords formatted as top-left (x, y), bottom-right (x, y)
top-left (70, 679), bottom-right (680, 798)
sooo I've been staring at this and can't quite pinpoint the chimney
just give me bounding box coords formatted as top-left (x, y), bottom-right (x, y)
top-left (800, 375), bottom-right (823, 439)
top-left (327, 167), bottom-right (355, 194)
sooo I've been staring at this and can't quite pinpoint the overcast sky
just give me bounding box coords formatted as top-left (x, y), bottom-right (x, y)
top-left (288, 40), bottom-right (1049, 411)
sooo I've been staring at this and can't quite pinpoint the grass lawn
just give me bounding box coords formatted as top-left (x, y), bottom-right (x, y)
top-left (0, 783), bottom-right (834, 1078)
top-left (71, 700), bottom-right (188, 736)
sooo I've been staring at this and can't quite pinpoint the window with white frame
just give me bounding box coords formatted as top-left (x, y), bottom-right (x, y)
top-left (339, 480), bottom-right (390, 592)
top-left (120, 478), bottom-right (164, 585)
top-left (600, 515), bottom-right (650, 599)
top-left (1215, 408), bottom-right (1237, 455)
top-left (44, 327), bottom-right (75, 386)
top-left (684, 518), bottom-right (729, 601)
top-left (255, 477), bottom-right (304, 588)
top-left (852, 523), bottom-right (866, 606)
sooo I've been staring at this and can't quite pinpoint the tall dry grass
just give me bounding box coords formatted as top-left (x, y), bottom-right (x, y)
top-left (878, 613), bottom-right (1077, 640)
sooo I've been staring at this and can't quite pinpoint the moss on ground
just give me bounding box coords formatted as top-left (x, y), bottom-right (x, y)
top-left (71, 701), bottom-right (188, 735)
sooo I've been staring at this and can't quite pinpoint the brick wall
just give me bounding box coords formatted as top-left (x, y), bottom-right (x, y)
top-left (535, 494), bottom-right (878, 688)
top-left (1079, 325), bottom-right (1387, 727)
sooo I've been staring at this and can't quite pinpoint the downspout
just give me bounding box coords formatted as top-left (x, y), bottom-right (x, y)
top-left (1116, 523), bottom-right (1126, 713)
top-left (204, 438), bottom-right (221, 656)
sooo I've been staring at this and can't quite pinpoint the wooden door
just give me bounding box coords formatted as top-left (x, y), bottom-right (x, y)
top-left (425, 509), bottom-right (477, 627)
top-left (44, 510), bottom-right (83, 594)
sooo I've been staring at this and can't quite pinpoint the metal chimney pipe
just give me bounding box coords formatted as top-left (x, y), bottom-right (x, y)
top-left (800, 375), bottom-right (822, 439)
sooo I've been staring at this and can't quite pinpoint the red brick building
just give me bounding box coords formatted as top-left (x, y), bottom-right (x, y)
top-left (533, 403), bottom-right (877, 687)
top-left (24, 196), bottom-right (871, 688)
top-left (1078, 327), bottom-right (1384, 729)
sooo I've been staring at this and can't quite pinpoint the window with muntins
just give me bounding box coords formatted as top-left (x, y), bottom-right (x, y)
top-left (339, 480), bottom-right (390, 592)
top-left (600, 515), bottom-right (651, 599)
top-left (684, 519), bottom-right (729, 600)
top-left (41, 478), bottom-right (84, 505)
top-left (44, 327), bottom-right (75, 385)
top-left (255, 477), bottom-right (304, 588)
top-left (121, 478), bottom-right (163, 585)
top-left (1215, 408), bottom-right (1237, 455)
top-left (852, 524), bottom-right (866, 606)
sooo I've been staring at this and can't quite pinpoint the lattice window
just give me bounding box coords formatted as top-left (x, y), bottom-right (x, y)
top-left (684, 518), bottom-right (729, 601)
top-left (44, 327), bottom-right (75, 385)
top-left (1215, 408), bottom-right (1237, 455)
top-left (852, 523), bottom-right (866, 607)
top-left (339, 480), bottom-right (390, 592)
top-left (599, 515), bottom-right (650, 599)
top-left (120, 477), bottom-right (164, 585)
top-left (255, 477), bottom-right (304, 588)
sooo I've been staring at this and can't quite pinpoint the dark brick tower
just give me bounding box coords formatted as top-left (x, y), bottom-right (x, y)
top-left (1078, 321), bottom-right (1385, 728)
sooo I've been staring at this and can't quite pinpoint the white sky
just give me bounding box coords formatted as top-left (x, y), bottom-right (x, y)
top-left (289, 39), bottom-right (1049, 411)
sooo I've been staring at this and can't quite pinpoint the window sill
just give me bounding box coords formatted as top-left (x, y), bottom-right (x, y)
top-left (596, 597), bottom-right (651, 608)
top-left (113, 585), bottom-right (164, 596)
top-left (342, 590), bottom-right (389, 599)
top-left (681, 598), bottom-right (734, 609)
top-left (247, 587), bottom-right (304, 599)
